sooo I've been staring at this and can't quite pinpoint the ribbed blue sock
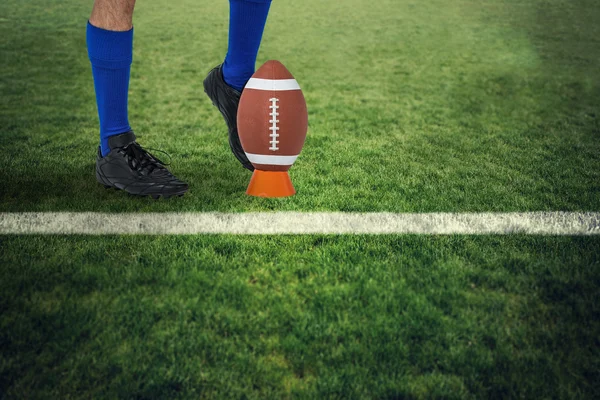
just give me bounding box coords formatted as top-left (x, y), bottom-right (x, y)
top-left (87, 21), bottom-right (133, 157)
top-left (222, 0), bottom-right (272, 92)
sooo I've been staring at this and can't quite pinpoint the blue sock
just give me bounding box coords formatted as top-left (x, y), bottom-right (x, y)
top-left (87, 21), bottom-right (133, 157)
top-left (222, 0), bottom-right (272, 92)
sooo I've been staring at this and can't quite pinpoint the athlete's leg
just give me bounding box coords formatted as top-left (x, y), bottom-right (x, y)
top-left (202, 0), bottom-right (273, 171)
top-left (87, 0), bottom-right (188, 197)
top-left (222, 0), bottom-right (273, 91)
top-left (87, 0), bottom-right (136, 157)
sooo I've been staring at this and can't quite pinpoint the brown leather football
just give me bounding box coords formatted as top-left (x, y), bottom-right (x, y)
top-left (237, 60), bottom-right (308, 171)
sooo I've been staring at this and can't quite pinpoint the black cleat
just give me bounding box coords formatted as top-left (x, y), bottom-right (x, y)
top-left (203, 64), bottom-right (254, 171)
top-left (96, 131), bottom-right (189, 198)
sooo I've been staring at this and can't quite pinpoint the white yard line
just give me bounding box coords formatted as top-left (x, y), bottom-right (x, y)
top-left (0, 212), bottom-right (599, 235)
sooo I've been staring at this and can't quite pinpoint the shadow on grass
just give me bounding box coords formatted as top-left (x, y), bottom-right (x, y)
top-left (0, 155), bottom-right (255, 211)
top-left (0, 162), bottom-right (98, 208)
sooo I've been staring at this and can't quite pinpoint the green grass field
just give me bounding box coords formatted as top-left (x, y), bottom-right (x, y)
top-left (1, 0), bottom-right (599, 398)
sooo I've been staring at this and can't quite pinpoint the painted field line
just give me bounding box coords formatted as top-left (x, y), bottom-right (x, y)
top-left (0, 212), bottom-right (599, 235)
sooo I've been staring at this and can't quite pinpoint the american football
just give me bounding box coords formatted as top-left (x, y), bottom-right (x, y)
top-left (237, 60), bottom-right (308, 172)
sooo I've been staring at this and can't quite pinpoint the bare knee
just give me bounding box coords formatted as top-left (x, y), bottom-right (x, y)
top-left (90, 0), bottom-right (136, 31)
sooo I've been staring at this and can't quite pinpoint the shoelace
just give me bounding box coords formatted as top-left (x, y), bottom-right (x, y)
top-left (121, 142), bottom-right (172, 174)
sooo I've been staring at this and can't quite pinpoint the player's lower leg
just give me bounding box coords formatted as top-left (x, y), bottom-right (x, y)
top-left (204, 0), bottom-right (272, 171)
top-left (88, 0), bottom-right (136, 157)
top-left (222, 0), bottom-right (273, 91)
top-left (88, 0), bottom-right (188, 197)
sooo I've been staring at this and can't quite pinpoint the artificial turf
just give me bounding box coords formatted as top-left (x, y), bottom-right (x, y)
top-left (1, 0), bottom-right (599, 398)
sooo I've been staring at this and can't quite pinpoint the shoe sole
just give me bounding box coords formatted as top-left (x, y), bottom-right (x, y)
top-left (204, 89), bottom-right (216, 106)
top-left (203, 69), bottom-right (254, 172)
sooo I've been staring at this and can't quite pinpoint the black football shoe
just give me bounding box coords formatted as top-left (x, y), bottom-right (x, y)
top-left (96, 131), bottom-right (189, 199)
top-left (203, 64), bottom-right (254, 171)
